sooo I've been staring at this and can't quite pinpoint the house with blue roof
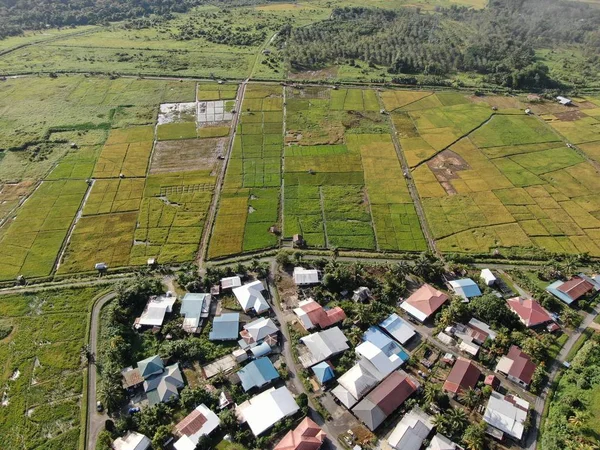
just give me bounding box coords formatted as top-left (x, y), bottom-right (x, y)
top-left (379, 313), bottom-right (416, 345)
top-left (363, 326), bottom-right (410, 364)
top-left (181, 293), bottom-right (211, 333)
top-left (238, 357), bottom-right (280, 392)
top-left (449, 278), bottom-right (482, 301)
top-left (209, 313), bottom-right (240, 341)
top-left (312, 361), bottom-right (335, 384)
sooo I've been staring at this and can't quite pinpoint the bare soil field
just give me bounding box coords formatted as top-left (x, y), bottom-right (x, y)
top-left (149, 138), bottom-right (226, 174)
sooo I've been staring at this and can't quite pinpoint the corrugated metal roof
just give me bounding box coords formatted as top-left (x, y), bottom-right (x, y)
top-left (209, 313), bottom-right (240, 341)
top-left (238, 357), bottom-right (280, 391)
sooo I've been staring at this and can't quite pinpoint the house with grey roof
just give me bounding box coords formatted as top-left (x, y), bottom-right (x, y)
top-left (299, 327), bottom-right (349, 368)
top-left (138, 355), bottom-right (164, 379)
top-left (209, 313), bottom-right (240, 341)
top-left (136, 355), bottom-right (185, 406)
top-left (237, 357), bottom-right (280, 392)
top-left (181, 293), bottom-right (211, 333)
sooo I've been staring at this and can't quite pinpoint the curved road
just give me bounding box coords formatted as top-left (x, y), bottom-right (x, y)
top-left (86, 292), bottom-right (117, 450)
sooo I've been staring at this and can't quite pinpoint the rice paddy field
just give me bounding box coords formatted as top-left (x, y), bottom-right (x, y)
top-left (0, 285), bottom-right (107, 449)
top-left (399, 90), bottom-right (600, 256)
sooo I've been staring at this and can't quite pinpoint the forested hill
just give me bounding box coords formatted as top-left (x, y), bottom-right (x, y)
top-left (285, 0), bottom-right (600, 89)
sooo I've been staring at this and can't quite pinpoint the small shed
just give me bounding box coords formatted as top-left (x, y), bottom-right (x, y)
top-left (557, 96), bottom-right (572, 105)
top-left (293, 234), bottom-right (305, 248)
top-left (312, 361), bottom-right (335, 384)
top-left (480, 269), bottom-right (496, 287)
top-left (485, 374), bottom-right (500, 389)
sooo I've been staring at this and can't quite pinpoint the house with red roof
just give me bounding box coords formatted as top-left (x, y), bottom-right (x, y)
top-left (274, 417), bottom-right (326, 450)
top-left (443, 357), bottom-right (481, 395)
top-left (507, 297), bottom-right (554, 328)
top-left (400, 284), bottom-right (450, 322)
top-left (293, 299), bottom-right (346, 330)
top-left (495, 346), bottom-right (537, 389)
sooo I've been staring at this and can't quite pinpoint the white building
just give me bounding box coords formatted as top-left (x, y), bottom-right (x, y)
top-left (221, 276), bottom-right (242, 290)
top-left (480, 269), bottom-right (496, 287)
top-left (483, 391), bottom-right (530, 440)
top-left (236, 386), bottom-right (299, 436)
top-left (427, 434), bottom-right (463, 450)
top-left (233, 280), bottom-right (269, 314)
top-left (293, 267), bottom-right (320, 285)
top-left (557, 96), bottom-right (572, 105)
top-left (331, 362), bottom-right (379, 408)
top-left (113, 432), bottom-right (151, 450)
top-left (134, 294), bottom-right (176, 328)
top-left (388, 408), bottom-right (434, 450)
top-left (299, 327), bottom-right (349, 368)
top-left (173, 404), bottom-right (220, 450)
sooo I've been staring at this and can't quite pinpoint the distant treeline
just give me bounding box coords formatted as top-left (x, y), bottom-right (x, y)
top-left (284, 0), bottom-right (600, 89)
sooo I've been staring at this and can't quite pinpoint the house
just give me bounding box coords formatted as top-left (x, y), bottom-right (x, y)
top-left (293, 267), bottom-right (320, 285)
top-left (332, 362), bottom-right (379, 408)
top-left (546, 274), bottom-right (600, 305)
top-left (173, 404), bottom-right (220, 450)
top-left (443, 357), bottom-right (481, 394)
top-left (485, 374), bottom-right (501, 390)
top-left (138, 355), bottom-right (164, 379)
top-left (144, 363), bottom-right (185, 406)
top-left (556, 96), bottom-right (572, 105)
top-left (238, 357), bottom-right (280, 391)
top-left (134, 294), bottom-right (176, 329)
top-left (299, 327), bottom-right (349, 368)
top-left (495, 346), bottom-right (536, 388)
top-left (352, 370), bottom-right (419, 431)
top-left (449, 279), bottom-right (482, 301)
top-left (121, 367), bottom-right (143, 390)
top-left (427, 434), bottom-right (463, 450)
top-left (113, 431), bottom-right (151, 450)
top-left (236, 386), bottom-right (300, 436)
top-left (180, 293), bottom-right (211, 333)
top-left (233, 280), bottom-right (270, 314)
top-left (352, 287), bottom-right (371, 302)
top-left (250, 341), bottom-right (273, 358)
top-left (358, 328), bottom-right (409, 379)
top-left (483, 392), bottom-right (530, 440)
top-left (388, 407), bottom-right (434, 450)
top-left (209, 313), bottom-right (240, 341)
top-left (467, 318), bottom-right (497, 343)
top-left (379, 313), bottom-right (417, 344)
top-left (400, 284), bottom-right (449, 322)
top-left (274, 417), bottom-right (326, 450)
top-left (239, 317), bottom-right (278, 349)
top-left (480, 269), bottom-right (496, 287)
top-left (221, 276), bottom-right (242, 290)
top-left (451, 319), bottom-right (495, 357)
top-left (293, 299), bottom-right (346, 330)
top-left (507, 297), bottom-right (553, 328)
top-left (312, 361), bottom-right (335, 384)
top-left (219, 390), bottom-right (233, 409)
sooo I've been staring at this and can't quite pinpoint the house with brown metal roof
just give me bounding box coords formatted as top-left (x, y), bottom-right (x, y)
top-left (546, 274), bottom-right (600, 305)
top-left (173, 404), bottom-right (220, 450)
top-left (495, 346), bottom-right (536, 388)
top-left (274, 417), bottom-right (326, 450)
top-left (293, 299), bottom-right (346, 330)
top-left (401, 284), bottom-right (449, 322)
top-left (507, 297), bottom-right (553, 328)
top-left (352, 370), bottom-right (420, 431)
top-left (442, 357), bottom-right (481, 395)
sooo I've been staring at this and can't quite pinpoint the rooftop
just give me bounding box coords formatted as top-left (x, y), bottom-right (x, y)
top-left (239, 317), bottom-right (278, 347)
top-left (426, 434), bottom-right (462, 450)
top-left (299, 327), bottom-right (349, 368)
top-left (135, 294), bottom-right (176, 327)
top-left (113, 432), bottom-right (151, 450)
top-left (233, 280), bottom-right (269, 314)
top-left (507, 297), bottom-right (552, 327)
top-left (312, 361), bottom-right (335, 384)
top-left (293, 298), bottom-right (346, 330)
top-left (180, 293), bottom-right (211, 333)
top-left (333, 362), bottom-right (379, 408)
top-left (236, 386), bottom-right (300, 436)
top-left (238, 357), bottom-right (280, 392)
top-left (401, 285), bottom-right (449, 322)
top-left (356, 340), bottom-right (403, 381)
top-left (449, 279), bottom-right (482, 301)
top-left (221, 275), bottom-right (242, 289)
top-left (443, 357), bottom-right (481, 394)
top-left (144, 363), bottom-right (185, 406)
top-left (274, 417), bottom-right (326, 450)
top-left (379, 313), bottom-right (417, 344)
top-left (484, 391), bottom-right (529, 440)
top-left (293, 267), bottom-right (320, 285)
top-left (137, 355), bottom-right (164, 379)
top-left (121, 367), bottom-right (143, 389)
top-left (209, 313), bottom-right (240, 341)
top-left (388, 407), bottom-right (434, 450)
top-left (496, 346), bottom-right (536, 386)
top-left (173, 404), bottom-right (220, 450)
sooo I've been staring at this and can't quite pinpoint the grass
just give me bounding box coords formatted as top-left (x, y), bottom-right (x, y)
top-left (157, 122), bottom-right (197, 141)
top-left (0, 286), bottom-right (107, 449)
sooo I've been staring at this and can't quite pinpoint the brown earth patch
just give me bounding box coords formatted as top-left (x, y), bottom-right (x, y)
top-left (554, 110), bottom-right (589, 121)
top-left (288, 66), bottom-right (338, 81)
top-left (469, 95), bottom-right (525, 109)
top-left (427, 149), bottom-right (471, 195)
top-left (149, 138), bottom-right (225, 174)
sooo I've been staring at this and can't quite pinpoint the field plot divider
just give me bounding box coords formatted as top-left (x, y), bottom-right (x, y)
top-left (198, 81), bottom-right (247, 266)
top-left (280, 86), bottom-right (287, 241)
top-left (318, 186), bottom-right (329, 248)
top-left (53, 179), bottom-right (95, 273)
top-left (377, 90), bottom-right (439, 256)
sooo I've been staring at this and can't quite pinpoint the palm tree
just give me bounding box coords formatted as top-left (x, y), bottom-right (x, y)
top-left (423, 383), bottom-right (442, 406)
top-left (432, 413), bottom-right (450, 436)
top-left (462, 422), bottom-right (486, 450)
top-left (459, 387), bottom-right (481, 410)
top-left (446, 406), bottom-right (468, 431)
top-left (568, 411), bottom-right (589, 429)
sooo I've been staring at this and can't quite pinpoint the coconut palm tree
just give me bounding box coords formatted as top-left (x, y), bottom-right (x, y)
top-left (446, 406), bottom-right (468, 431)
top-left (459, 387), bottom-right (481, 410)
top-left (462, 422), bottom-right (486, 450)
top-left (423, 383), bottom-right (443, 407)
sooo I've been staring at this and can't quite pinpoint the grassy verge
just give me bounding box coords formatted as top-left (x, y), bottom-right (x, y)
top-left (565, 328), bottom-right (596, 362)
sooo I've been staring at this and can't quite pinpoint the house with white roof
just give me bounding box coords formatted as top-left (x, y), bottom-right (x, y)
top-left (388, 407), bottom-right (434, 450)
top-left (233, 280), bottom-right (270, 314)
top-left (173, 404), bottom-right (220, 450)
top-left (299, 327), bottom-right (349, 368)
top-left (236, 386), bottom-right (300, 436)
top-left (221, 276), bottom-right (242, 290)
top-left (332, 362), bottom-right (379, 408)
top-left (134, 294), bottom-right (176, 329)
top-left (480, 269), bottom-right (496, 286)
top-left (427, 434), bottom-right (463, 450)
top-left (239, 317), bottom-right (278, 349)
top-left (113, 432), bottom-right (151, 450)
top-left (356, 341), bottom-right (403, 381)
top-left (293, 267), bottom-right (321, 285)
top-left (180, 293), bottom-right (211, 333)
top-left (379, 313), bottom-right (417, 344)
top-left (449, 279), bottom-right (482, 301)
top-left (483, 391), bottom-right (529, 440)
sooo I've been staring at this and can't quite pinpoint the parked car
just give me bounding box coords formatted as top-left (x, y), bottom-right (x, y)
top-left (96, 401), bottom-right (103, 412)
top-left (128, 407), bottom-right (141, 415)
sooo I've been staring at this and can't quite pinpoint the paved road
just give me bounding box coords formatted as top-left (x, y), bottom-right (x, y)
top-left (0, 276), bottom-right (129, 295)
top-left (86, 292), bottom-right (117, 450)
top-left (267, 261), bottom-right (339, 449)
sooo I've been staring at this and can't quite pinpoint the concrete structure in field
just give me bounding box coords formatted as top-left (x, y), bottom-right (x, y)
top-left (352, 370), bottom-right (419, 431)
top-left (483, 391), bottom-right (530, 440)
top-left (400, 284), bottom-right (449, 322)
top-left (113, 431), bottom-right (151, 450)
top-left (299, 327), bottom-right (349, 368)
top-left (209, 313), bottom-right (240, 341)
top-left (239, 317), bottom-right (278, 349)
top-left (546, 274), bottom-right (600, 305)
top-left (274, 417), bottom-right (326, 450)
top-left (293, 298), bottom-right (346, 330)
top-left (233, 280), bottom-right (270, 314)
top-left (238, 357), bottom-right (280, 392)
top-left (236, 386), bottom-right (300, 436)
top-left (443, 357), bottom-right (481, 395)
top-left (507, 297), bottom-right (553, 328)
top-left (221, 276), bottom-right (242, 290)
top-left (379, 313), bottom-right (417, 344)
top-left (202, 354), bottom-right (237, 379)
top-left (180, 293), bottom-right (211, 333)
top-left (556, 96), bottom-right (572, 105)
top-left (293, 267), bottom-right (320, 285)
top-left (388, 407), bottom-right (434, 450)
top-left (449, 279), bottom-right (482, 301)
top-left (134, 294), bottom-right (176, 329)
top-left (480, 269), bottom-right (496, 286)
top-left (495, 346), bottom-right (536, 388)
top-left (173, 404), bottom-right (220, 450)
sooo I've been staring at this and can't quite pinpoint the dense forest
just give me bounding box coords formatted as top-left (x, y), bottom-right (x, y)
top-left (284, 0), bottom-right (600, 89)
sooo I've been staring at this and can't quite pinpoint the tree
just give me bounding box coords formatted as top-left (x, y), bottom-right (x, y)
top-left (96, 430), bottom-right (113, 450)
top-left (423, 383), bottom-right (443, 407)
top-left (462, 421), bottom-right (486, 450)
top-left (152, 425), bottom-right (172, 450)
top-left (470, 293), bottom-right (520, 329)
top-left (195, 435), bottom-right (212, 450)
top-left (413, 253), bottom-right (444, 280)
top-left (459, 387), bottom-right (480, 410)
top-left (219, 408), bottom-right (238, 434)
top-left (522, 336), bottom-right (548, 363)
